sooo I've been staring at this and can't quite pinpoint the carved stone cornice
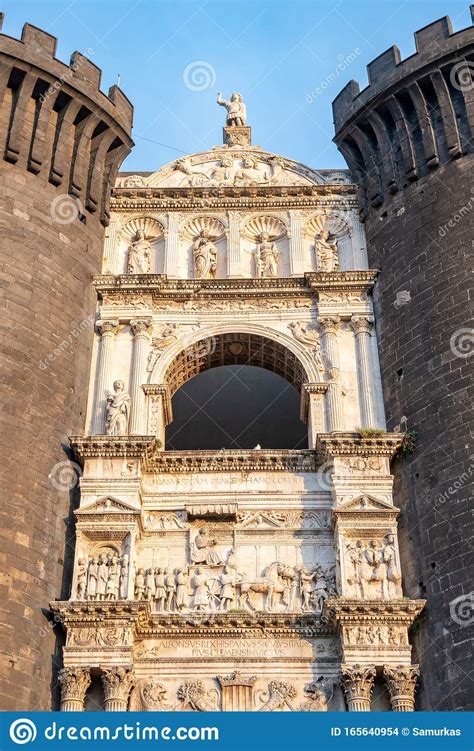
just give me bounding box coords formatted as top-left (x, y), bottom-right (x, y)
top-left (110, 183), bottom-right (358, 213)
top-left (135, 611), bottom-right (336, 638)
top-left (142, 448), bottom-right (317, 474)
top-left (300, 382), bottom-right (330, 423)
top-left (383, 665), bottom-right (419, 711)
top-left (69, 435), bottom-right (156, 461)
top-left (93, 271), bottom-right (378, 303)
top-left (324, 598), bottom-right (426, 625)
top-left (50, 600), bottom-right (149, 628)
top-left (316, 432), bottom-right (404, 461)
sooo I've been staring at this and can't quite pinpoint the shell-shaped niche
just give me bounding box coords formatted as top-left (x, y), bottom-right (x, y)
top-left (305, 213), bottom-right (350, 239)
top-left (121, 216), bottom-right (164, 241)
top-left (181, 216), bottom-right (226, 241)
top-left (245, 215), bottom-right (287, 241)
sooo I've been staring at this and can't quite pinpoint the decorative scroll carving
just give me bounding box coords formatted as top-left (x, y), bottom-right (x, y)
top-left (177, 681), bottom-right (220, 711)
top-left (258, 680), bottom-right (297, 711)
top-left (129, 679), bottom-right (172, 711)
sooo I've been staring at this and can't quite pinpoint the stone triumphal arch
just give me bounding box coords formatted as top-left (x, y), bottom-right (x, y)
top-left (54, 100), bottom-right (424, 712)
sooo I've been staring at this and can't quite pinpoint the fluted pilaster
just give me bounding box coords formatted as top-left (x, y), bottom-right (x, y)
top-left (92, 320), bottom-right (119, 434)
top-left (288, 210), bottom-right (304, 276)
top-left (129, 318), bottom-right (152, 434)
top-left (317, 316), bottom-right (344, 431)
top-left (351, 315), bottom-right (377, 428)
top-left (227, 211), bottom-right (242, 277)
top-left (164, 213), bottom-right (181, 277)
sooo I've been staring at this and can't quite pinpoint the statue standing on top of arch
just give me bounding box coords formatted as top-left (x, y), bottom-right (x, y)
top-left (193, 230), bottom-right (217, 279)
top-left (217, 92), bottom-right (246, 126)
top-left (315, 230), bottom-right (339, 272)
top-left (255, 232), bottom-right (279, 277)
top-left (127, 229), bottom-right (152, 274)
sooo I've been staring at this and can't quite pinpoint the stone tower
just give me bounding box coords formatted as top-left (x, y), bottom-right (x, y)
top-left (333, 10), bottom-right (473, 710)
top-left (0, 17), bottom-right (133, 708)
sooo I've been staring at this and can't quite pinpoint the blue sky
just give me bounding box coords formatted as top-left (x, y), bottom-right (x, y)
top-left (3, 1), bottom-right (471, 171)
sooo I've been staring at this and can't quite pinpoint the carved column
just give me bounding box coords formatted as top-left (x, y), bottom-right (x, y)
top-left (351, 316), bottom-right (377, 428)
top-left (92, 320), bottom-right (119, 434)
top-left (103, 219), bottom-right (119, 274)
top-left (340, 664), bottom-right (376, 711)
top-left (288, 210), bottom-right (304, 276)
top-left (142, 384), bottom-right (172, 445)
top-left (164, 212), bottom-right (180, 277)
top-left (58, 667), bottom-right (91, 711)
top-left (129, 318), bottom-right (152, 434)
top-left (101, 667), bottom-right (135, 711)
top-left (227, 211), bottom-right (242, 277)
top-left (300, 383), bottom-right (329, 446)
top-left (384, 665), bottom-right (419, 711)
top-left (317, 316), bottom-right (344, 431)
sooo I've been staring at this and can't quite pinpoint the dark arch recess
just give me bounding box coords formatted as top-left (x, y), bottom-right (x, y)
top-left (165, 332), bottom-right (308, 398)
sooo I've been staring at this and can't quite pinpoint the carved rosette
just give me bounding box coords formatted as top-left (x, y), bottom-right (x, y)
top-left (101, 666), bottom-right (135, 711)
top-left (58, 666), bottom-right (91, 711)
top-left (383, 664), bottom-right (419, 711)
top-left (340, 664), bottom-right (376, 711)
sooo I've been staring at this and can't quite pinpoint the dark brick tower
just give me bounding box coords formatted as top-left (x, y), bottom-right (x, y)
top-left (333, 10), bottom-right (473, 709)
top-left (0, 18), bottom-right (133, 708)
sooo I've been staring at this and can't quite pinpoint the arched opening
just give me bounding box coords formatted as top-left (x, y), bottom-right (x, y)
top-left (163, 332), bottom-right (309, 450)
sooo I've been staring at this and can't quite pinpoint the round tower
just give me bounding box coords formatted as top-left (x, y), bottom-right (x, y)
top-left (0, 16), bottom-right (133, 708)
top-left (333, 9), bottom-right (473, 710)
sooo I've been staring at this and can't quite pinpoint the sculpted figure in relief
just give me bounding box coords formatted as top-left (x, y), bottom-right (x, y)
top-left (76, 558), bottom-right (87, 600)
top-left (154, 568), bottom-right (166, 611)
top-left (219, 566), bottom-right (235, 611)
top-left (193, 230), bottom-right (217, 279)
top-left (217, 91), bottom-right (246, 126)
top-left (134, 568), bottom-right (146, 600)
top-left (127, 229), bottom-right (152, 274)
top-left (315, 230), bottom-right (339, 272)
top-left (255, 232), bottom-right (279, 277)
top-left (175, 567), bottom-right (190, 611)
top-left (190, 527), bottom-right (225, 566)
top-left (192, 567), bottom-right (209, 611)
top-left (345, 537), bottom-right (401, 599)
top-left (165, 568), bottom-right (177, 611)
top-left (105, 380), bottom-right (131, 436)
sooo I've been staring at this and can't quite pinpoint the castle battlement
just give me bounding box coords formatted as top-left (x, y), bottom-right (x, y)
top-left (0, 13), bottom-right (133, 224)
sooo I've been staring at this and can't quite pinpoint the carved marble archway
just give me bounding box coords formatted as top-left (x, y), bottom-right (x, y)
top-left (150, 323), bottom-right (319, 389)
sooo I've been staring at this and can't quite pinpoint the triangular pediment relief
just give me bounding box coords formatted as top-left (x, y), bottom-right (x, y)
top-left (76, 496), bottom-right (140, 515)
top-left (336, 494), bottom-right (398, 513)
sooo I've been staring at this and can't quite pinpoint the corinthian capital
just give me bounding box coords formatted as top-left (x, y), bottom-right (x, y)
top-left (96, 319), bottom-right (119, 337)
top-left (317, 316), bottom-right (341, 335)
top-left (340, 664), bottom-right (376, 705)
top-left (383, 664), bottom-right (419, 711)
top-left (350, 315), bottom-right (374, 336)
top-left (130, 317), bottom-right (152, 337)
top-left (101, 666), bottom-right (135, 702)
top-left (58, 666), bottom-right (91, 702)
